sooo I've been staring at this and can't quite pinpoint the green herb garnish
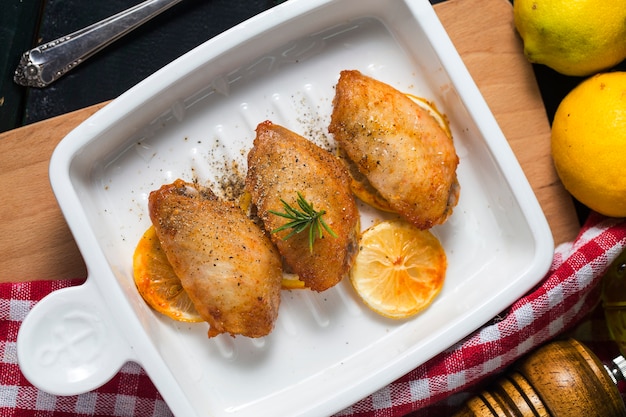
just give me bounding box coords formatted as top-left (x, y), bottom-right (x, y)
top-left (269, 192), bottom-right (337, 253)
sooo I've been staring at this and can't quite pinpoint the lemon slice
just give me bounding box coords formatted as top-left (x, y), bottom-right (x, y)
top-left (133, 225), bottom-right (203, 322)
top-left (281, 273), bottom-right (307, 290)
top-left (336, 146), bottom-right (395, 212)
top-left (350, 219), bottom-right (446, 319)
top-left (337, 94), bottom-right (451, 212)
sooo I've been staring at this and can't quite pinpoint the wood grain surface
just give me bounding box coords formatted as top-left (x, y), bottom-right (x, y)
top-left (0, 0), bottom-right (580, 282)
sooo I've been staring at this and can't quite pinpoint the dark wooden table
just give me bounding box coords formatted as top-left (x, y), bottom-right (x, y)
top-left (1, 0), bottom-right (286, 132)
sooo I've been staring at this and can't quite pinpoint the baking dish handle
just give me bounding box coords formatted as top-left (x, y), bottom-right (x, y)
top-left (17, 279), bottom-right (134, 396)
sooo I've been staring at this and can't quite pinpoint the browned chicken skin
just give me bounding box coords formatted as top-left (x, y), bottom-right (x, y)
top-left (329, 70), bottom-right (460, 229)
top-left (149, 179), bottom-right (282, 338)
top-left (246, 121), bottom-right (359, 292)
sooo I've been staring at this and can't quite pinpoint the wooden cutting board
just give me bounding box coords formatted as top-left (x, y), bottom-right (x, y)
top-left (0, 0), bottom-right (580, 282)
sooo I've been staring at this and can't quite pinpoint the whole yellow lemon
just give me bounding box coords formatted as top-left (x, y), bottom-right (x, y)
top-left (514, 0), bottom-right (626, 76)
top-left (551, 72), bottom-right (626, 217)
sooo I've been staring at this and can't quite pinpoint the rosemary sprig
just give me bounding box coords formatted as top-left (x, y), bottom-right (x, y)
top-left (269, 192), bottom-right (337, 253)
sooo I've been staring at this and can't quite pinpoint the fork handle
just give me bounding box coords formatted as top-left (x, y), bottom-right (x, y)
top-left (14, 0), bottom-right (184, 88)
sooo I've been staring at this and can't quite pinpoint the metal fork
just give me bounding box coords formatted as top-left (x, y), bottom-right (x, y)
top-left (14, 0), bottom-right (184, 88)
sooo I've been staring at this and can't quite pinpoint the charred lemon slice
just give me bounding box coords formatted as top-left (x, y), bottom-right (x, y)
top-left (133, 226), bottom-right (203, 322)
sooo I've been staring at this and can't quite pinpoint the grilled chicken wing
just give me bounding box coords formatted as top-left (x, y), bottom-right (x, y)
top-left (246, 121), bottom-right (359, 292)
top-left (328, 70), bottom-right (460, 229)
top-left (149, 179), bottom-right (282, 338)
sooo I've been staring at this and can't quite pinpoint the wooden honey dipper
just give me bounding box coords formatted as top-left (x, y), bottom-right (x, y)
top-left (453, 338), bottom-right (626, 416)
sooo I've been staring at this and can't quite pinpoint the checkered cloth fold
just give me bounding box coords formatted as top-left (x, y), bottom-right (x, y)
top-left (1, 212), bottom-right (625, 417)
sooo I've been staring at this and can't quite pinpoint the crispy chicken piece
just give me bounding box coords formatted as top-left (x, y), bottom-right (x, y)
top-left (149, 179), bottom-right (282, 338)
top-left (328, 70), bottom-right (460, 229)
top-left (246, 121), bottom-right (359, 292)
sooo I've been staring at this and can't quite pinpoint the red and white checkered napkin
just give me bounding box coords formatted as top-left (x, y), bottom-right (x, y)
top-left (0, 279), bottom-right (171, 417)
top-left (1, 213), bottom-right (625, 417)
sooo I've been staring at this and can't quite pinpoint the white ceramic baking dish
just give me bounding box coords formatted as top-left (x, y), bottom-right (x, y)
top-left (17, 0), bottom-right (554, 416)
